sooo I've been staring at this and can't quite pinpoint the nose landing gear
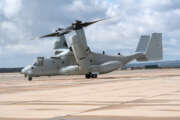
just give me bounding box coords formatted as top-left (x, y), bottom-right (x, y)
top-left (24, 74), bottom-right (27, 78)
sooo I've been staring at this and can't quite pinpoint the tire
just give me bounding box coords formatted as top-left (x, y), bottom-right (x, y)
top-left (85, 74), bottom-right (90, 79)
top-left (92, 74), bottom-right (97, 78)
top-left (28, 76), bottom-right (32, 81)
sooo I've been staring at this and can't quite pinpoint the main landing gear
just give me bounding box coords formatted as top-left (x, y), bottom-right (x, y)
top-left (28, 76), bottom-right (32, 81)
top-left (85, 73), bottom-right (98, 79)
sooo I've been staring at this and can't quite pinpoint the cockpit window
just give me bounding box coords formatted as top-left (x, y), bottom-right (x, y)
top-left (33, 57), bottom-right (44, 66)
top-left (33, 62), bottom-right (39, 66)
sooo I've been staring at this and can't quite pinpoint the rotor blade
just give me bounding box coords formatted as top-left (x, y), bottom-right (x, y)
top-left (82, 18), bottom-right (110, 27)
top-left (40, 29), bottom-right (72, 39)
top-left (40, 32), bottom-right (59, 38)
top-left (65, 26), bottom-right (73, 31)
top-left (58, 30), bottom-right (72, 36)
top-left (56, 26), bottom-right (73, 36)
top-left (38, 18), bottom-right (110, 39)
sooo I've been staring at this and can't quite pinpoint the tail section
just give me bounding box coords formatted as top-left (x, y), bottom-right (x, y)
top-left (146, 33), bottom-right (163, 61)
top-left (136, 33), bottom-right (163, 61)
top-left (136, 35), bottom-right (150, 53)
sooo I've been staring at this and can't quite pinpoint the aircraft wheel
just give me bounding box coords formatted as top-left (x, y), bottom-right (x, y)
top-left (28, 76), bottom-right (32, 81)
top-left (92, 74), bottom-right (98, 78)
top-left (85, 74), bottom-right (90, 79)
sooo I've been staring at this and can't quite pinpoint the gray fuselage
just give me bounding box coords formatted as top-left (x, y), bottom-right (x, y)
top-left (21, 51), bottom-right (135, 77)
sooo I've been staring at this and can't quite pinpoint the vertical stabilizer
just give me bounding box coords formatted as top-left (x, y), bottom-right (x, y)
top-left (136, 35), bottom-right (150, 53)
top-left (136, 33), bottom-right (163, 61)
top-left (146, 33), bottom-right (163, 61)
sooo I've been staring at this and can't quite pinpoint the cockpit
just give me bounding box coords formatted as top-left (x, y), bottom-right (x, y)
top-left (33, 57), bottom-right (44, 66)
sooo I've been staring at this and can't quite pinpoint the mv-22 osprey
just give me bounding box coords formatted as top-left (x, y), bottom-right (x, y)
top-left (21, 19), bottom-right (163, 81)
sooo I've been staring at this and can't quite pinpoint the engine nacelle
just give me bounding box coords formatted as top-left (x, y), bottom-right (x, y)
top-left (70, 30), bottom-right (91, 73)
top-left (54, 35), bottom-right (68, 49)
top-left (54, 35), bottom-right (68, 55)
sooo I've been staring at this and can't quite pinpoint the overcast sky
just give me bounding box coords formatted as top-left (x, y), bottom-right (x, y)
top-left (0, 0), bottom-right (180, 67)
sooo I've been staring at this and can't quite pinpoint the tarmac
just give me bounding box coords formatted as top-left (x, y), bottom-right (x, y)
top-left (0, 69), bottom-right (180, 120)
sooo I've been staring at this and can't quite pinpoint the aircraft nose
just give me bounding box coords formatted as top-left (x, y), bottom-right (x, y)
top-left (21, 68), bottom-right (25, 74)
top-left (21, 65), bottom-right (32, 74)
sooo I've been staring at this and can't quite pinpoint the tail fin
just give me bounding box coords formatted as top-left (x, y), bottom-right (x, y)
top-left (136, 35), bottom-right (150, 53)
top-left (136, 33), bottom-right (163, 61)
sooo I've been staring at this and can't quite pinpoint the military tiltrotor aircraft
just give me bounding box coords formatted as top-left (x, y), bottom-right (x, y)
top-left (21, 18), bottom-right (163, 81)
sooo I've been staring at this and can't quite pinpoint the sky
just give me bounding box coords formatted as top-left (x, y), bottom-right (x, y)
top-left (0, 0), bottom-right (180, 67)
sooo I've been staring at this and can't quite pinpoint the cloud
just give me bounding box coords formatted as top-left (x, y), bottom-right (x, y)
top-left (0, 0), bottom-right (22, 18)
top-left (0, 0), bottom-right (180, 67)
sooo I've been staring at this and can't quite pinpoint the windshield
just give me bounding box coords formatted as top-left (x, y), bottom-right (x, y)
top-left (33, 57), bottom-right (44, 66)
